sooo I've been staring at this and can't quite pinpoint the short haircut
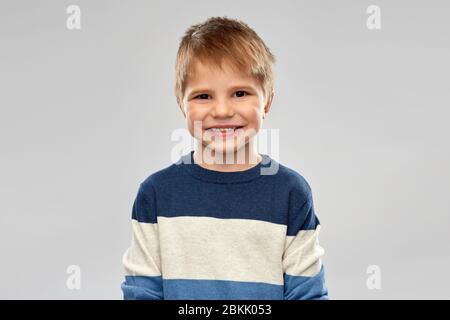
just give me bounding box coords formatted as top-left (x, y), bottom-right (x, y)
top-left (174, 16), bottom-right (276, 110)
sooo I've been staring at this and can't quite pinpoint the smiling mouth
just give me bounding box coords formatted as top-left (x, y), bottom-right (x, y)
top-left (204, 126), bottom-right (244, 137)
top-left (206, 126), bottom-right (243, 132)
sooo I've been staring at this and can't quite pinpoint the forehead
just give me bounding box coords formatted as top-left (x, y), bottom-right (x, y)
top-left (186, 58), bottom-right (256, 86)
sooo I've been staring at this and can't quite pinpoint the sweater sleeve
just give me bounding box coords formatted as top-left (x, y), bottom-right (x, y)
top-left (282, 182), bottom-right (329, 300)
top-left (120, 181), bottom-right (164, 300)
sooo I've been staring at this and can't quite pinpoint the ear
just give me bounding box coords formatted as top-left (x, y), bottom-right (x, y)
top-left (263, 90), bottom-right (275, 119)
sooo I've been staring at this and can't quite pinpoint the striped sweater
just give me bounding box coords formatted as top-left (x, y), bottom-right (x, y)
top-left (121, 150), bottom-right (328, 300)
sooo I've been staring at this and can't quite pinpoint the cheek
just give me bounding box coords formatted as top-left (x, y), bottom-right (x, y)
top-left (186, 103), bottom-right (206, 118)
top-left (242, 104), bottom-right (263, 126)
top-left (185, 106), bottom-right (207, 134)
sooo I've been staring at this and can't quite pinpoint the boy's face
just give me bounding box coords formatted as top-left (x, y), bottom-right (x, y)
top-left (182, 59), bottom-right (273, 158)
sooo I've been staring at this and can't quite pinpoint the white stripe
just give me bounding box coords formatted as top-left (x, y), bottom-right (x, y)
top-left (282, 225), bottom-right (324, 277)
top-left (122, 219), bottom-right (162, 277)
top-left (157, 216), bottom-right (287, 285)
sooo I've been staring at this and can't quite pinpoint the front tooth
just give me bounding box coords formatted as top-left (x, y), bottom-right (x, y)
top-left (210, 128), bottom-right (235, 132)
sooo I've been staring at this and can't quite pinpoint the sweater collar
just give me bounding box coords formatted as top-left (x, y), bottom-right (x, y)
top-left (179, 150), bottom-right (272, 184)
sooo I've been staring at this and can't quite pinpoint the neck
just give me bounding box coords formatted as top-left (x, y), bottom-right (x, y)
top-left (193, 145), bottom-right (262, 172)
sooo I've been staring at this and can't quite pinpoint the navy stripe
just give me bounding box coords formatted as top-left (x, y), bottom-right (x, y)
top-left (131, 159), bottom-right (316, 232)
top-left (286, 193), bottom-right (320, 236)
top-left (154, 170), bottom-right (289, 226)
top-left (131, 182), bottom-right (157, 224)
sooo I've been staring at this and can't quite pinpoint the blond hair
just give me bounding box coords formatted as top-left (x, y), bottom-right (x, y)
top-left (174, 16), bottom-right (276, 111)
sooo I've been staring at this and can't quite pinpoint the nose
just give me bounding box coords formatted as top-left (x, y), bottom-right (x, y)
top-left (210, 98), bottom-right (235, 118)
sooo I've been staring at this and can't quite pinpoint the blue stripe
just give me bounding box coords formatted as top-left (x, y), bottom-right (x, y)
top-left (283, 265), bottom-right (329, 300)
top-left (162, 278), bottom-right (283, 300)
top-left (122, 274), bottom-right (328, 300)
top-left (121, 275), bottom-right (163, 300)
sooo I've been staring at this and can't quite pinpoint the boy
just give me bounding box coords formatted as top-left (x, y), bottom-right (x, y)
top-left (121, 16), bottom-right (328, 300)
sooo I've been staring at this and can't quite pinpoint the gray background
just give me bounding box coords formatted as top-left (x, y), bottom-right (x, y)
top-left (1, 0), bottom-right (449, 299)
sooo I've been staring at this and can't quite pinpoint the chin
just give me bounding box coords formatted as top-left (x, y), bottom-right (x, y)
top-left (204, 141), bottom-right (251, 157)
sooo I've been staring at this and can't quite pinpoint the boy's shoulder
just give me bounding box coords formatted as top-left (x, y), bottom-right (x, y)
top-left (138, 159), bottom-right (185, 192)
top-left (275, 160), bottom-right (313, 198)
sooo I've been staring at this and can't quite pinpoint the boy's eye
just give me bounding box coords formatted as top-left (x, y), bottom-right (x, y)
top-left (193, 91), bottom-right (249, 100)
top-left (194, 93), bottom-right (210, 100)
top-left (234, 90), bottom-right (249, 98)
